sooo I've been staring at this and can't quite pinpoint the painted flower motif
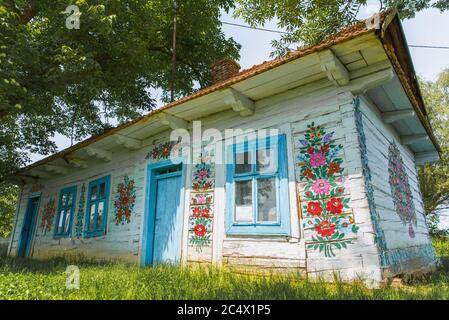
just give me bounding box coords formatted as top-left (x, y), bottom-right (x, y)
top-left (297, 122), bottom-right (358, 257)
top-left (150, 148), bottom-right (160, 159)
top-left (194, 224), bottom-right (207, 237)
top-left (337, 217), bottom-right (353, 235)
top-left (315, 220), bottom-right (336, 237)
top-left (310, 152), bottom-right (326, 167)
top-left (192, 207), bottom-right (202, 218)
top-left (321, 144), bottom-right (330, 154)
top-left (299, 140), bottom-right (309, 147)
top-left (114, 176), bottom-right (136, 225)
top-left (201, 208), bottom-right (210, 218)
top-left (307, 202), bottom-right (322, 217)
top-left (328, 162), bottom-right (341, 175)
top-left (303, 169), bottom-right (315, 180)
top-left (326, 198), bottom-right (344, 214)
top-left (312, 179), bottom-right (331, 195)
top-left (388, 142), bottom-right (417, 237)
top-left (297, 153), bottom-right (308, 162)
top-left (323, 132), bottom-right (334, 143)
top-left (196, 169), bottom-right (209, 181)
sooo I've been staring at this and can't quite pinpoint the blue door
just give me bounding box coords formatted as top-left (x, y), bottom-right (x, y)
top-left (18, 196), bottom-right (40, 257)
top-left (143, 163), bottom-right (184, 265)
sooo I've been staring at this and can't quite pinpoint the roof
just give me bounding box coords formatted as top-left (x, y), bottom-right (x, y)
top-left (7, 9), bottom-right (440, 181)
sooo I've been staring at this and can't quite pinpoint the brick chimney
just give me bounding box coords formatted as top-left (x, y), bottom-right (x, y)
top-left (211, 58), bottom-right (241, 84)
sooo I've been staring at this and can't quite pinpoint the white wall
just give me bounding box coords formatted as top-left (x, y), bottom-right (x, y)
top-left (358, 96), bottom-right (436, 276)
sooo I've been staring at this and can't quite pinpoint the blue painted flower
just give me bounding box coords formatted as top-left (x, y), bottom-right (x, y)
top-left (297, 153), bottom-right (308, 162)
top-left (338, 217), bottom-right (353, 235)
top-left (299, 139), bottom-right (309, 147)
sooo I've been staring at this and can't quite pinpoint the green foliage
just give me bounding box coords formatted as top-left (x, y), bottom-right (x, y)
top-left (433, 238), bottom-right (449, 257)
top-left (418, 69), bottom-right (449, 236)
top-left (0, 183), bottom-right (17, 239)
top-left (0, 243), bottom-right (449, 299)
top-left (0, 0), bottom-right (241, 178)
top-left (234, 0), bottom-right (449, 56)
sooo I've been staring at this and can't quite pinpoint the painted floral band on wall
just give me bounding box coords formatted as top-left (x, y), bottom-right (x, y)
top-left (189, 159), bottom-right (214, 248)
top-left (41, 197), bottom-right (56, 235)
top-left (114, 175), bottom-right (136, 225)
top-left (388, 142), bottom-right (417, 238)
top-left (75, 184), bottom-right (85, 239)
top-left (145, 141), bottom-right (177, 161)
top-left (297, 122), bottom-right (359, 257)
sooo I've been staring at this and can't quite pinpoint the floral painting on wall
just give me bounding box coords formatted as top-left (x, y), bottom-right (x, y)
top-left (113, 175), bottom-right (136, 225)
top-left (145, 141), bottom-right (177, 161)
top-left (75, 184), bottom-right (85, 239)
top-left (297, 122), bottom-right (359, 257)
top-left (189, 157), bottom-right (214, 248)
top-left (388, 142), bottom-right (417, 237)
top-left (41, 197), bottom-right (56, 234)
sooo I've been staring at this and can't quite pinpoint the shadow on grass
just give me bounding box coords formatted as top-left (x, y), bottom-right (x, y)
top-left (0, 246), bottom-right (119, 275)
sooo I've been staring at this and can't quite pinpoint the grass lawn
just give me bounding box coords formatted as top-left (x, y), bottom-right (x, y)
top-left (0, 241), bottom-right (449, 300)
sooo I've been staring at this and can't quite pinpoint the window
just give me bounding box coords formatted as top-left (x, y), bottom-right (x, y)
top-left (226, 134), bottom-right (290, 235)
top-left (84, 176), bottom-right (110, 238)
top-left (55, 186), bottom-right (77, 238)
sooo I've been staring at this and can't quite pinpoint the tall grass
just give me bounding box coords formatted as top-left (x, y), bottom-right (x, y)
top-left (0, 241), bottom-right (449, 300)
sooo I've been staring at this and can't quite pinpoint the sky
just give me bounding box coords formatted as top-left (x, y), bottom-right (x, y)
top-left (29, 3), bottom-right (449, 227)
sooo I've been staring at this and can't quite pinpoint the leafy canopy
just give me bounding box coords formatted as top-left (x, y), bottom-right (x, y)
top-left (0, 0), bottom-right (240, 178)
top-left (419, 69), bottom-right (449, 236)
top-left (234, 0), bottom-right (449, 56)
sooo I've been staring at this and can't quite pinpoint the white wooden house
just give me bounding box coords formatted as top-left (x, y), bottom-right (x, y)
top-left (5, 11), bottom-right (440, 285)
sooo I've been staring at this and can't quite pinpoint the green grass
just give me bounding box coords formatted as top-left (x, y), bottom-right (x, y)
top-left (1, 242), bottom-right (449, 300)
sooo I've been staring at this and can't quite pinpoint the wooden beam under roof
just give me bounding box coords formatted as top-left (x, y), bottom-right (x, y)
top-left (318, 49), bottom-right (350, 87)
top-left (382, 110), bottom-right (416, 123)
top-left (223, 88), bottom-right (255, 117)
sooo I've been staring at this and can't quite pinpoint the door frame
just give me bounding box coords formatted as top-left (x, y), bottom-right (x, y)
top-left (17, 194), bottom-right (41, 257)
top-left (140, 157), bottom-right (187, 266)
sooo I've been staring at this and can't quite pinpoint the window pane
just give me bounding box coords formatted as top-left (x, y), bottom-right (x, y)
top-left (91, 186), bottom-right (97, 201)
top-left (89, 204), bottom-right (96, 231)
top-left (257, 178), bottom-right (277, 222)
top-left (61, 194), bottom-right (67, 207)
top-left (97, 201), bottom-right (104, 229)
top-left (235, 180), bottom-right (253, 222)
top-left (235, 151), bottom-right (252, 174)
top-left (66, 192), bottom-right (73, 207)
top-left (257, 146), bottom-right (277, 173)
top-left (99, 183), bottom-right (105, 199)
top-left (58, 210), bottom-right (65, 231)
top-left (64, 210), bottom-right (71, 234)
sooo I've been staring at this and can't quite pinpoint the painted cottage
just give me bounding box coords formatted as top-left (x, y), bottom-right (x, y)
top-left (5, 11), bottom-right (440, 285)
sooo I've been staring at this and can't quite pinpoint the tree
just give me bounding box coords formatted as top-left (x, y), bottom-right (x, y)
top-left (234, 0), bottom-right (449, 56)
top-left (0, 0), bottom-right (240, 179)
top-left (0, 183), bottom-right (17, 239)
top-left (419, 69), bottom-right (449, 237)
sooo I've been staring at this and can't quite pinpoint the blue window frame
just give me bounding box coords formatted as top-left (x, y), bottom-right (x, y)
top-left (84, 176), bottom-right (110, 238)
top-left (226, 134), bottom-right (290, 235)
top-left (54, 186), bottom-right (77, 238)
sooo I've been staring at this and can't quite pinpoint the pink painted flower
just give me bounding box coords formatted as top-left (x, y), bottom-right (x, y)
top-left (312, 179), bottom-right (331, 195)
top-left (196, 195), bottom-right (206, 204)
top-left (197, 169), bottom-right (209, 181)
top-left (309, 152), bottom-right (326, 167)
